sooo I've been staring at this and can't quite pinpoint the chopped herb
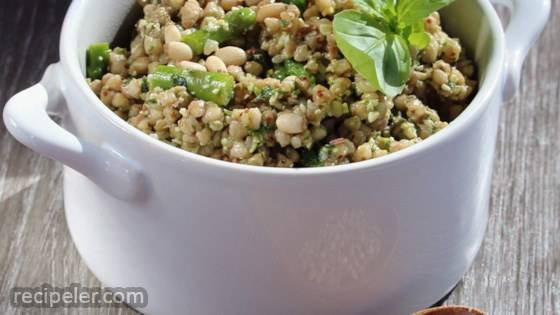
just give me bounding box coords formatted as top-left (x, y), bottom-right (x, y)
top-left (141, 78), bottom-right (149, 93)
top-left (248, 129), bottom-right (265, 153)
top-left (274, 60), bottom-right (315, 84)
top-left (260, 124), bottom-right (276, 132)
top-left (254, 86), bottom-right (277, 102)
top-left (318, 144), bottom-right (336, 164)
top-left (147, 98), bottom-right (158, 106)
top-left (299, 149), bottom-right (323, 167)
top-left (172, 74), bottom-right (188, 87)
top-left (113, 47), bottom-right (128, 55)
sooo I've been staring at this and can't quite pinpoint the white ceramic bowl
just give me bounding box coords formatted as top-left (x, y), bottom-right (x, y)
top-left (3, 0), bottom-right (550, 314)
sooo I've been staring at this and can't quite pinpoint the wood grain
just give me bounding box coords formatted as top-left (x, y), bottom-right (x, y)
top-left (0, 1), bottom-right (558, 314)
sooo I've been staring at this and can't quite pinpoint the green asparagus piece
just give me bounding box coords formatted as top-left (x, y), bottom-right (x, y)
top-left (148, 65), bottom-right (235, 107)
top-left (182, 8), bottom-right (256, 54)
top-left (186, 71), bottom-right (235, 107)
top-left (86, 43), bottom-right (111, 80)
top-left (152, 65), bottom-right (179, 75)
top-left (226, 7), bottom-right (257, 31)
top-left (147, 71), bottom-right (176, 90)
top-left (181, 31), bottom-right (210, 55)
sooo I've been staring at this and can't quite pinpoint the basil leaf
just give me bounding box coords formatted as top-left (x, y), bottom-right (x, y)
top-left (396, 0), bottom-right (455, 25)
top-left (400, 19), bottom-right (424, 39)
top-left (408, 32), bottom-right (430, 49)
top-left (351, 0), bottom-right (385, 17)
top-left (383, 34), bottom-right (411, 88)
top-left (333, 10), bottom-right (410, 97)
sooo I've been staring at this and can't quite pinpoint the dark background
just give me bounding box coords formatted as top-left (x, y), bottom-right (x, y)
top-left (0, 0), bottom-right (72, 119)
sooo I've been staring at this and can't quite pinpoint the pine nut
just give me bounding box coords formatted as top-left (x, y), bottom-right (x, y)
top-left (167, 42), bottom-right (193, 61)
top-left (164, 24), bottom-right (182, 43)
top-left (177, 61), bottom-right (207, 71)
top-left (214, 46), bottom-right (247, 66)
top-left (206, 55), bottom-right (228, 72)
top-left (220, 0), bottom-right (239, 11)
top-left (257, 3), bottom-right (287, 22)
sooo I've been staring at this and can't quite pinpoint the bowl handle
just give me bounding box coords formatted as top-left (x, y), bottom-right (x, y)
top-left (492, 0), bottom-right (550, 101)
top-left (3, 63), bottom-right (146, 202)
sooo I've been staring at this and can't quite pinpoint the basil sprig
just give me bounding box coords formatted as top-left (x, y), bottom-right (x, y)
top-left (333, 0), bottom-right (455, 97)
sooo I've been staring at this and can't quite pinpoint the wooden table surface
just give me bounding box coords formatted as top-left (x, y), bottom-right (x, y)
top-left (0, 1), bottom-right (558, 314)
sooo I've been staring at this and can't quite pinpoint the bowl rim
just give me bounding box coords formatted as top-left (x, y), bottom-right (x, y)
top-left (59, 0), bottom-right (506, 176)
